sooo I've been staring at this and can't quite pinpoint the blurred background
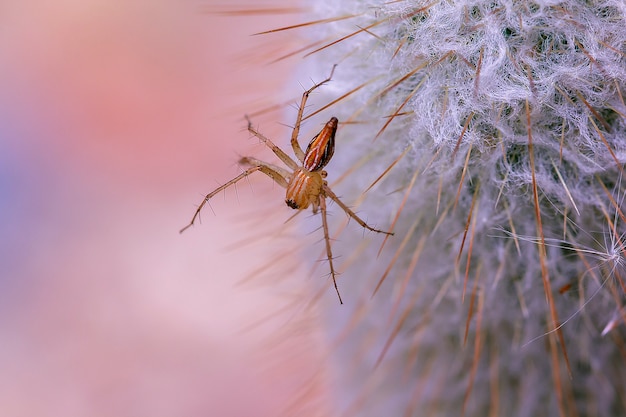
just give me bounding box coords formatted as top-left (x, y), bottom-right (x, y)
top-left (0, 1), bottom-right (330, 415)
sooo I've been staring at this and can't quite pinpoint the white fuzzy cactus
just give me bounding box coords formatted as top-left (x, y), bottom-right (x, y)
top-left (267, 0), bottom-right (626, 416)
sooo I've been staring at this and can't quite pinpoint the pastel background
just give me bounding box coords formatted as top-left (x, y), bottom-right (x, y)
top-left (0, 1), bottom-right (328, 416)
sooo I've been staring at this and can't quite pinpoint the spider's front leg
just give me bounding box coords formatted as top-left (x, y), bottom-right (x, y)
top-left (319, 194), bottom-right (343, 304)
top-left (323, 186), bottom-right (394, 236)
top-left (317, 184), bottom-right (393, 304)
top-left (180, 159), bottom-right (290, 234)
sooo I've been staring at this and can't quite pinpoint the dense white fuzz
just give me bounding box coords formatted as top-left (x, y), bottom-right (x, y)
top-left (294, 1), bottom-right (626, 416)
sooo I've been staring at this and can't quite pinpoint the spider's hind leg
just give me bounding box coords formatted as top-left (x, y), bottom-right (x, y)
top-left (239, 157), bottom-right (291, 187)
top-left (290, 65), bottom-right (337, 163)
top-left (245, 116), bottom-right (299, 171)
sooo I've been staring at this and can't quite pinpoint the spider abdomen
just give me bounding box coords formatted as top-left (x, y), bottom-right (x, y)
top-left (303, 117), bottom-right (337, 172)
top-left (285, 169), bottom-right (324, 210)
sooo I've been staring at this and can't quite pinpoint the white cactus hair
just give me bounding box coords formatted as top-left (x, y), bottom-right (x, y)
top-left (247, 0), bottom-right (626, 415)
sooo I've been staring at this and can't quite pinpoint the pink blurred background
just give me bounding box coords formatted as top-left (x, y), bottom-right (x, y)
top-left (0, 1), bottom-right (329, 416)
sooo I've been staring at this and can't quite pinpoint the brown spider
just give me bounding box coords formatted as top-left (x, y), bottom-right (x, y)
top-left (180, 66), bottom-right (393, 304)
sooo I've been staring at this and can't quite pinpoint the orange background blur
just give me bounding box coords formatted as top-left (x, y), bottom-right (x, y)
top-left (0, 1), bottom-right (329, 416)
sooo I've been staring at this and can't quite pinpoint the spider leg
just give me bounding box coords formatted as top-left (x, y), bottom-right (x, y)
top-left (290, 65), bottom-right (337, 163)
top-left (180, 164), bottom-right (289, 234)
top-left (319, 195), bottom-right (343, 304)
top-left (245, 115), bottom-right (299, 171)
top-left (324, 185), bottom-right (394, 235)
top-left (239, 156), bottom-right (292, 183)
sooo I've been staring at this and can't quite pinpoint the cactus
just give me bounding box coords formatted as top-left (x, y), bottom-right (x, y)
top-left (257, 1), bottom-right (626, 416)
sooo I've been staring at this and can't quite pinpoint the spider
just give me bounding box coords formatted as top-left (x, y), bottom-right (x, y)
top-left (180, 66), bottom-right (393, 304)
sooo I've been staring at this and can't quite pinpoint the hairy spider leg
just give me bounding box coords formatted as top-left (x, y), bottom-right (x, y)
top-left (245, 115), bottom-right (299, 171)
top-left (324, 186), bottom-right (394, 235)
top-left (319, 195), bottom-right (342, 304)
top-left (239, 156), bottom-right (292, 183)
top-left (290, 65), bottom-right (337, 162)
top-left (179, 164), bottom-right (289, 234)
